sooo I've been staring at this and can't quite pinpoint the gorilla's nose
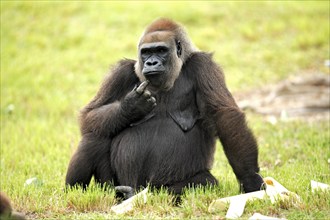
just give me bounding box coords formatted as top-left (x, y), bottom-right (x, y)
top-left (146, 60), bottom-right (160, 67)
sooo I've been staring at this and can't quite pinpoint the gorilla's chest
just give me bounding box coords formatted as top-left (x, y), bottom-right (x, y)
top-left (131, 74), bottom-right (199, 132)
top-left (110, 75), bottom-right (207, 185)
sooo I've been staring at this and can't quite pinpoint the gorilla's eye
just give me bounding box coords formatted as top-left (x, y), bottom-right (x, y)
top-left (157, 47), bottom-right (168, 54)
top-left (141, 48), bottom-right (150, 55)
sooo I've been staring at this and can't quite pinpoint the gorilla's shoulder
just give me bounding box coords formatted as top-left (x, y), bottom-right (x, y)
top-left (114, 58), bottom-right (137, 71)
top-left (110, 59), bottom-right (138, 79)
top-left (183, 52), bottom-right (217, 76)
top-left (186, 52), bottom-right (215, 66)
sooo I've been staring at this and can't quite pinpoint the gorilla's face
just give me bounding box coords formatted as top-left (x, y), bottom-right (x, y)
top-left (135, 33), bottom-right (183, 92)
top-left (140, 42), bottom-right (169, 87)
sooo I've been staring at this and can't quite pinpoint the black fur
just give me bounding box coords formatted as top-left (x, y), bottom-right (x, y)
top-left (66, 19), bottom-right (263, 195)
top-left (66, 52), bottom-right (263, 194)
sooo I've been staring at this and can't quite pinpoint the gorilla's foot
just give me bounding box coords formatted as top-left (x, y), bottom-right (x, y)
top-left (115, 186), bottom-right (135, 201)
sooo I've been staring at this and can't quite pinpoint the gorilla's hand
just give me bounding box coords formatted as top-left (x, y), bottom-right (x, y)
top-left (121, 81), bottom-right (156, 122)
top-left (241, 173), bottom-right (265, 193)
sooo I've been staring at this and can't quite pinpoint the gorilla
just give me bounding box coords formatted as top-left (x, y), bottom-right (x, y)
top-left (65, 18), bottom-right (264, 197)
top-left (0, 192), bottom-right (25, 220)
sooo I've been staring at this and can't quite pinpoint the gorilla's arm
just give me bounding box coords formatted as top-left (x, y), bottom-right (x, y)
top-left (79, 59), bottom-right (156, 138)
top-left (79, 59), bottom-right (137, 137)
top-left (191, 52), bottom-right (264, 192)
top-left (66, 60), bottom-right (138, 188)
top-left (66, 59), bottom-right (156, 188)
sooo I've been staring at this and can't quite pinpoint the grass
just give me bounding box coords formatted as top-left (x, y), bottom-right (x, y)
top-left (1, 1), bottom-right (329, 219)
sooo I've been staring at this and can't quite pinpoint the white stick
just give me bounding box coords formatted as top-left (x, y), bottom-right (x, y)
top-left (208, 177), bottom-right (299, 218)
top-left (225, 195), bottom-right (247, 219)
top-left (311, 180), bottom-right (330, 192)
top-left (208, 190), bottom-right (266, 214)
top-left (249, 212), bottom-right (286, 220)
top-left (111, 188), bottom-right (148, 215)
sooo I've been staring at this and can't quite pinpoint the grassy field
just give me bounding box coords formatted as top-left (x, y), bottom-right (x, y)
top-left (1, 1), bottom-right (329, 219)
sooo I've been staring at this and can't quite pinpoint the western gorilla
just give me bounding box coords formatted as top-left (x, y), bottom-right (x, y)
top-left (65, 18), bottom-right (264, 197)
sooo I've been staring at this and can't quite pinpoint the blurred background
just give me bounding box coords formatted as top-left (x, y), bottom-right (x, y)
top-left (2, 1), bottom-right (329, 117)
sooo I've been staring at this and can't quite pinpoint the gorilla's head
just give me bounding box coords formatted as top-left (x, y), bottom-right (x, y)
top-left (135, 18), bottom-right (197, 91)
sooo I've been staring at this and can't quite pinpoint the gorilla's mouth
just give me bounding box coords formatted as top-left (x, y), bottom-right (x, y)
top-left (144, 71), bottom-right (163, 76)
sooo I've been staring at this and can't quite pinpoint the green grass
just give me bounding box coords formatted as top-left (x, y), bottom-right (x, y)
top-left (1, 1), bottom-right (329, 219)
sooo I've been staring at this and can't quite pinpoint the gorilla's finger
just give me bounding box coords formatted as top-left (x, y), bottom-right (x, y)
top-left (143, 90), bottom-right (152, 98)
top-left (136, 81), bottom-right (149, 94)
top-left (147, 96), bottom-right (156, 103)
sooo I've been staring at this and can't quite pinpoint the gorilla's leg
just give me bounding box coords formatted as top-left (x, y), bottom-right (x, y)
top-left (94, 152), bottom-right (117, 188)
top-left (65, 149), bottom-right (92, 189)
top-left (168, 170), bottom-right (218, 195)
top-left (65, 133), bottom-right (115, 189)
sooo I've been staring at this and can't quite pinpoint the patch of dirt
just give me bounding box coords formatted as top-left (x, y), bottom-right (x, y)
top-left (234, 73), bottom-right (330, 122)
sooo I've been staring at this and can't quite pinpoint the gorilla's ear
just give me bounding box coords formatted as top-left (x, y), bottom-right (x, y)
top-left (176, 40), bottom-right (182, 57)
